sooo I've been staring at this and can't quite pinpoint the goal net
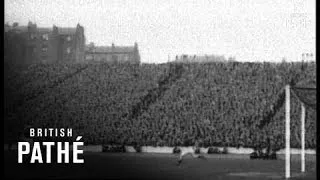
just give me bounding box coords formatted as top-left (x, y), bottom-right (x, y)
top-left (284, 84), bottom-right (316, 178)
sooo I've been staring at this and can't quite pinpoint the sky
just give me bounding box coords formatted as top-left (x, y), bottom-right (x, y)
top-left (5, 0), bottom-right (315, 63)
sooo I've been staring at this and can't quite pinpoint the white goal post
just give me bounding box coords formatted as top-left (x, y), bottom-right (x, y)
top-left (285, 85), bottom-right (307, 179)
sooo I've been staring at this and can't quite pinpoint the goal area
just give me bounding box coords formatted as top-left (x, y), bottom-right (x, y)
top-left (284, 84), bottom-right (316, 178)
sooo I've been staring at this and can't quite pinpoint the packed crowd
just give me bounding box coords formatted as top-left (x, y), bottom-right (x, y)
top-left (4, 61), bottom-right (316, 150)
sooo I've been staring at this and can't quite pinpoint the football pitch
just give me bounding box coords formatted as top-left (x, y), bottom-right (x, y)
top-left (4, 151), bottom-right (316, 179)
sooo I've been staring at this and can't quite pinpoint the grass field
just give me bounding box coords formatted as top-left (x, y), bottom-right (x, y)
top-left (4, 151), bottom-right (316, 179)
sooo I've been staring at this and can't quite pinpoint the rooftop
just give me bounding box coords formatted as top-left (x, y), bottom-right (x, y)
top-left (5, 26), bottom-right (28, 33)
top-left (37, 27), bottom-right (52, 33)
top-left (57, 27), bottom-right (77, 35)
top-left (4, 23), bottom-right (78, 35)
top-left (86, 45), bottom-right (135, 53)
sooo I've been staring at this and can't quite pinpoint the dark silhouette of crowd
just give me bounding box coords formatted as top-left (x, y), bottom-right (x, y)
top-left (4, 61), bottom-right (316, 152)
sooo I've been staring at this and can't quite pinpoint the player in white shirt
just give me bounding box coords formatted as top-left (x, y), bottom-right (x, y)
top-left (177, 141), bottom-right (206, 165)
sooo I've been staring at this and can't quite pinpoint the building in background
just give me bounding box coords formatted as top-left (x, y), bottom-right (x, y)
top-left (4, 21), bottom-right (85, 64)
top-left (85, 42), bottom-right (140, 64)
top-left (301, 52), bottom-right (315, 62)
top-left (174, 54), bottom-right (235, 63)
top-left (57, 25), bottom-right (85, 63)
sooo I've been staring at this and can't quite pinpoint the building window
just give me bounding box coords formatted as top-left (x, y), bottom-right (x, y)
top-left (30, 34), bottom-right (36, 40)
top-left (42, 47), bottom-right (48, 52)
top-left (42, 34), bottom-right (49, 40)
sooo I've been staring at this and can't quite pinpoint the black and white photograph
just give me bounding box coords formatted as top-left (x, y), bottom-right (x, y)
top-left (4, 0), bottom-right (316, 179)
